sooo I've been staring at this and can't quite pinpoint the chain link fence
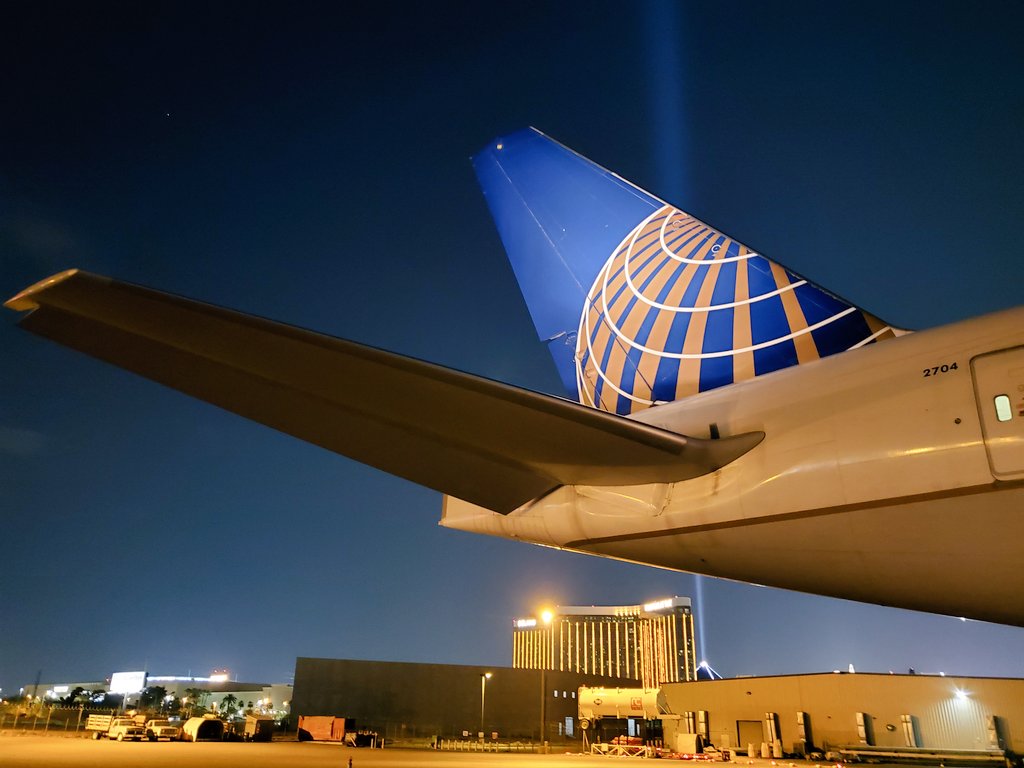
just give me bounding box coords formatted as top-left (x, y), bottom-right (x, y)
top-left (0, 705), bottom-right (117, 735)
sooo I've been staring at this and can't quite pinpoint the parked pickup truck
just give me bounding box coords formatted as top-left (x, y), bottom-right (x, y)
top-left (108, 717), bottom-right (146, 741)
top-left (145, 719), bottom-right (182, 741)
top-left (86, 714), bottom-right (146, 741)
top-left (86, 714), bottom-right (115, 739)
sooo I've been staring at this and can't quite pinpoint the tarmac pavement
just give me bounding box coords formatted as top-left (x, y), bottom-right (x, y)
top-left (0, 733), bottom-right (870, 768)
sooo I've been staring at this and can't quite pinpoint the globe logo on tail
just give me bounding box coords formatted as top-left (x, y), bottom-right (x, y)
top-left (576, 204), bottom-right (895, 415)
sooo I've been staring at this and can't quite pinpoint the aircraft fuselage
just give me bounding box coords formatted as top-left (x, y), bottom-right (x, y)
top-left (442, 307), bottom-right (1024, 625)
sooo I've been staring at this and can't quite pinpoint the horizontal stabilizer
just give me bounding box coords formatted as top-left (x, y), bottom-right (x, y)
top-left (6, 271), bottom-right (764, 513)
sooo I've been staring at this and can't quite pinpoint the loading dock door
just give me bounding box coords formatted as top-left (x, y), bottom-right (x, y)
top-left (971, 347), bottom-right (1024, 480)
top-left (737, 720), bottom-right (762, 753)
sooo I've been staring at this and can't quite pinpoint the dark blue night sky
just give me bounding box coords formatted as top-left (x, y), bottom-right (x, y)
top-left (3, 1), bottom-right (1023, 692)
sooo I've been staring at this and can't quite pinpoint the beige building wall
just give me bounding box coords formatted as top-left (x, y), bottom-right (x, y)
top-left (662, 673), bottom-right (1024, 755)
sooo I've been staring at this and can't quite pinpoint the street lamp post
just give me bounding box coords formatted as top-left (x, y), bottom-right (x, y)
top-left (540, 668), bottom-right (546, 744)
top-left (540, 608), bottom-right (553, 746)
top-left (479, 672), bottom-right (492, 737)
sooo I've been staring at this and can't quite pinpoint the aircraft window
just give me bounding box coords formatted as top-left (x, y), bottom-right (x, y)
top-left (995, 394), bottom-right (1012, 422)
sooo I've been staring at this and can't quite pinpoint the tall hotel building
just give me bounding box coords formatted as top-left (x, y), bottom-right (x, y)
top-left (512, 597), bottom-right (698, 688)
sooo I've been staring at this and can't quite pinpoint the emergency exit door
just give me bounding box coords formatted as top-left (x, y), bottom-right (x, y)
top-left (971, 347), bottom-right (1024, 480)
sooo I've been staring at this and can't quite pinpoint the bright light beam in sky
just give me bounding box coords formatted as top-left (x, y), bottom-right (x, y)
top-left (645, 0), bottom-right (688, 206)
top-left (644, 0), bottom-right (710, 664)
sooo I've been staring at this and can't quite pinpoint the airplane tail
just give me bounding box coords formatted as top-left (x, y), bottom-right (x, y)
top-left (473, 128), bottom-right (897, 415)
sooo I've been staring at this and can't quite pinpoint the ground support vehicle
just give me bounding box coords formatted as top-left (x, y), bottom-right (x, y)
top-left (243, 715), bottom-right (274, 742)
top-left (86, 714), bottom-right (114, 739)
top-left (145, 719), bottom-right (182, 741)
top-left (108, 717), bottom-right (146, 741)
top-left (87, 715), bottom-right (145, 741)
top-left (182, 714), bottom-right (225, 742)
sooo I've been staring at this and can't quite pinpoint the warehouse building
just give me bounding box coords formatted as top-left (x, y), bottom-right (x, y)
top-left (660, 672), bottom-right (1024, 759)
top-left (291, 657), bottom-right (637, 742)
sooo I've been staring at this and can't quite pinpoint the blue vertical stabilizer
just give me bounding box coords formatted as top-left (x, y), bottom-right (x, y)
top-left (474, 128), bottom-right (897, 415)
top-left (473, 128), bottom-right (661, 395)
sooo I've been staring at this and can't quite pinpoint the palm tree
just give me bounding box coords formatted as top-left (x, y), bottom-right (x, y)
top-left (61, 687), bottom-right (86, 706)
top-left (139, 685), bottom-right (167, 710)
top-left (182, 687), bottom-right (209, 717)
top-left (220, 694), bottom-right (239, 719)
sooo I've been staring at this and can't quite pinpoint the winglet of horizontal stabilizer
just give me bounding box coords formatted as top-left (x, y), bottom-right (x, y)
top-left (473, 128), bottom-right (899, 416)
top-left (6, 271), bottom-right (764, 514)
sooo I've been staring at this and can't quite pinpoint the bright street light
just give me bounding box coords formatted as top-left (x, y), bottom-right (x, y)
top-left (480, 672), bottom-right (492, 736)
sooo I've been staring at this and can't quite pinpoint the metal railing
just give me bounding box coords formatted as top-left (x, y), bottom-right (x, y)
top-left (437, 738), bottom-right (538, 752)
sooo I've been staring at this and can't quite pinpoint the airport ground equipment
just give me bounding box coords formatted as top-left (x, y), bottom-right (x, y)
top-left (86, 715), bottom-right (145, 741)
top-left (145, 718), bottom-right (182, 741)
top-left (182, 714), bottom-right (225, 741)
top-left (579, 686), bottom-right (675, 754)
top-left (243, 714), bottom-right (274, 742)
top-left (85, 714), bottom-right (114, 739)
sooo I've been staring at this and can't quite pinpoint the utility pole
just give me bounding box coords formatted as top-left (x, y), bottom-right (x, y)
top-left (540, 668), bottom-right (546, 745)
top-left (479, 673), bottom-right (492, 737)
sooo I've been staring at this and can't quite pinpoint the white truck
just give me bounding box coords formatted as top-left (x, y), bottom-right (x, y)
top-left (145, 718), bottom-right (182, 741)
top-left (86, 714), bottom-right (146, 741)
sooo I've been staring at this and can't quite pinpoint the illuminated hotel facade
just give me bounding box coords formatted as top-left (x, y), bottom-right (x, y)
top-left (512, 597), bottom-right (697, 688)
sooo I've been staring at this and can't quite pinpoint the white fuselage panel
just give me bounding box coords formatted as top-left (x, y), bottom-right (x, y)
top-left (441, 307), bottom-right (1024, 624)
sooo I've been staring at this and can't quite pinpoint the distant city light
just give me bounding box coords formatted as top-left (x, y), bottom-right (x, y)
top-left (697, 660), bottom-right (723, 680)
top-left (109, 671), bottom-right (147, 694)
top-left (148, 675), bottom-right (227, 683)
top-left (541, 609), bottom-right (553, 624)
top-left (643, 598), bottom-right (674, 612)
